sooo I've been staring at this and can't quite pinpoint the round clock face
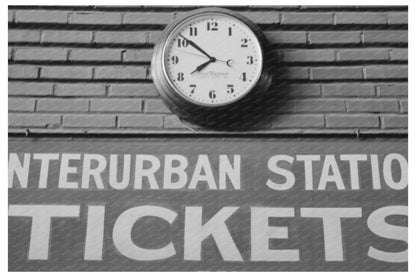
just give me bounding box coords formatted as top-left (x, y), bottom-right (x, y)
top-left (161, 13), bottom-right (263, 107)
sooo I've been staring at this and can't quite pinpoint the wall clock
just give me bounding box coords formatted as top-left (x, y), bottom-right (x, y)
top-left (151, 7), bottom-right (273, 124)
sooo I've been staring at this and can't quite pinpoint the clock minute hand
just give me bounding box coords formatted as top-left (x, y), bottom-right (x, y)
top-left (179, 34), bottom-right (213, 59)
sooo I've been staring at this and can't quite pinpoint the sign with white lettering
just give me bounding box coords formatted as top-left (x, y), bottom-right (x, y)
top-left (8, 137), bottom-right (408, 271)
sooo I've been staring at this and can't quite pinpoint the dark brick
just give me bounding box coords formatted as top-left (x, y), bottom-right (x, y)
top-left (294, 99), bottom-right (345, 113)
top-left (322, 83), bottom-right (376, 97)
top-left (123, 49), bottom-right (153, 62)
top-left (390, 49), bottom-right (408, 61)
top-left (400, 100), bottom-right (408, 113)
top-left (70, 49), bottom-right (122, 62)
top-left (272, 114), bottom-right (324, 128)
top-left (69, 12), bottom-right (122, 25)
top-left (312, 67), bottom-right (363, 80)
top-left (338, 49), bottom-right (389, 61)
top-left (382, 115), bottom-right (407, 128)
top-left (347, 99), bottom-right (399, 113)
top-left (388, 12), bottom-right (408, 25)
top-left (8, 98), bottom-right (36, 112)
top-left (309, 31), bottom-right (361, 44)
top-left (95, 31), bottom-right (162, 44)
top-left (282, 12), bottom-right (333, 25)
top-left (42, 30), bottom-right (93, 44)
top-left (363, 31), bottom-right (407, 43)
top-left (278, 83), bottom-right (321, 98)
top-left (94, 66), bottom-right (147, 80)
top-left (145, 99), bottom-right (171, 113)
top-left (37, 99), bottom-right (89, 112)
top-left (109, 83), bottom-right (159, 97)
top-left (326, 114), bottom-right (379, 128)
top-left (118, 114), bottom-right (163, 128)
top-left (265, 31), bottom-right (307, 44)
top-left (9, 82), bottom-right (53, 96)
top-left (14, 47), bottom-right (68, 61)
top-left (63, 114), bottom-right (116, 128)
top-left (276, 67), bottom-right (309, 80)
top-left (241, 11), bottom-right (280, 24)
top-left (9, 114), bottom-right (61, 128)
top-left (9, 30), bottom-right (40, 43)
top-left (365, 65), bottom-right (407, 79)
top-left (90, 99), bottom-right (143, 112)
top-left (278, 49), bottom-right (335, 62)
top-left (15, 10), bottom-right (68, 23)
top-left (163, 115), bottom-right (187, 129)
top-left (54, 83), bottom-right (106, 97)
top-left (8, 10), bottom-right (14, 22)
top-left (378, 84), bottom-right (407, 97)
top-left (336, 12), bottom-right (387, 25)
top-left (41, 66), bottom-right (93, 80)
top-left (9, 65), bottom-right (39, 79)
top-left (124, 12), bottom-right (174, 24)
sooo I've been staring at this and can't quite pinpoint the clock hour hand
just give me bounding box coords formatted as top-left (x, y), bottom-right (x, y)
top-left (179, 34), bottom-right (214, 60)
top-left (191, 59), bottom-right (213, 74)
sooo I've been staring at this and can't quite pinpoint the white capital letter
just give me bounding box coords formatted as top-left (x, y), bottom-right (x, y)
top-left (163, 155), bottom-right (188, 189)
top-left (9, 205), bottom-right (80, 260)
top-left (8, 153), bottom-right (31, 188)
top-left (301, 207), bottom-right (362, 261)
top-left (113, 205), bottom-right (176, 260)
top-left (368, 205), bottom-right (407, 263)
top-left (184, 206), bottom-right (242, 261)
top-left (251, 207), bottom-right (299, 261)
top-left (267, 155), bottom-right (295, 191)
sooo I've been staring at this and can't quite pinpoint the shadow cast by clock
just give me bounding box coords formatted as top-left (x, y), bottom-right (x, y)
top-left (178, 53), bottom-right (290, 131)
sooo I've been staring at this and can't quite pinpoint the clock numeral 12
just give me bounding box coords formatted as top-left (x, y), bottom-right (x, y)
top-left (209, 90), bottom-right (216, 99)
top-left (228, 27), bottom-right (232, 36)
top-left (207, 21), bottom-right (218, 31)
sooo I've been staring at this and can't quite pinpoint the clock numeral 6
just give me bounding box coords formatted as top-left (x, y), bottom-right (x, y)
top-left (189, 84), bottom-right (196, 94)
top-left (177, 72), bottom-right (184, 81)
top-left (207, 21), bottom-right (218, 31)
top-left (171, 56), bottom-right (179, 64)
top-left (209, 90), bottom-right (216, 99)
top-left (247, 56), bottom-right (254, 65)
top-left (241, 38), bottom-right (248, 47)
top-left (177, 38), bottom-right (189, 48)
top-left (240, 72), bottom-right (247, 82)
top-left (227, 84), bottom-right (234, 94)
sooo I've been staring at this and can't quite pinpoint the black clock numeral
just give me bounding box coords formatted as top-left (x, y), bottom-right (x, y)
top-left (240, 72), bottom-right (247, 82)
top-left (228, 27), bottom-right (232, 36)
top-left (247, 56), bottom-right (254, 65)
top-left (177, 72), bottom-right (184, 81)
top-left (171, 56), bottom-right (179, 64)
top-left (241, 38), bottom-right (248, 47)
top-left (227, 84), bottom-right (234, 94)
top-left (207, 21), bottom-right (218, 31)
top-left (177, 38), bottom-right (189, 48)
top-left (189, 84), bottom-right (196, 94)
top-left (189, 27), bottom-right (198, 36)
top-left (209, 90), bottom-right (216, 99)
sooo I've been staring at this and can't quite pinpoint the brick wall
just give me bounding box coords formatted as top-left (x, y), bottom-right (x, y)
top-left (8, 6), bottom-right (408, 135)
